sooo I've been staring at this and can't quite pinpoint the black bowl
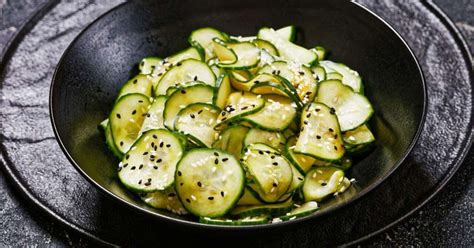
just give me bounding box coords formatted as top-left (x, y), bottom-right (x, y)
top-left (50, 0), bottom-right (426, 230)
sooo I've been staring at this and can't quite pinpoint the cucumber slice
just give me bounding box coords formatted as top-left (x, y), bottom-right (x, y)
top-left (213, 74), bottom-right (232, 109)
top-left (243, 128), bottom-right (286, 152)
top-left (216, 92), bottom-right (265, 127)
top-left (118, 129), bottom-right (185, 192)
top-left (212, 125), bottom-right (249, 160)
top-left (252, 39), bottom-right (279, 56)
top-left (141, 188), bottom-right (188, 215)
top-left (242, 144), bottom-right (293, 202)
top-left (285, 136), bottom-right (315, 173)
top-left (342, 124), bottom-right (375, 146)
top-left (319, 60), bottom-right (362, 93)
top-left (311, 65), bottom-right (326, 81)
top-left (199, 215), bottom-right (269, 225)
top-left (139, 96), bottom-right (167, 135)
top-left (189, 27), bottom-right (228, 61)
top-left (149, 47), bottom-right (203, 88)
top-left (287, 162), bottom-right (304, 193)
top-left (175, 149), bottom-right (245, 217)
top-left (294, 103), bottom-right (345, 162)
top-left (311, 46), bottom-right (326, 60)
top-left (275, 25), bottom-right (296, 42)
top-left (175, 103), bottom-right (220, 147)
top-left (105, 121), bottom-right (124, 159)
top-left (139, 57), bottom-right (162, 75)
top-left (237, 188), bottom-right (264, 206)
top-left (165, 80), bottom-right (206, 96)
top-left (242, 95), bottom-right (297, 131)
top-left (259, 61), bottom-right (317, 104)
top-left (278, 201), bottom-right (319, 221)
top-left (212, 38), bottom-right (237, 65)
top-left (215, 40), bottom-right (260, 69)
top-left (316, 80), bottom-right (373, 131)
top-left (231, 73), bottom-right (281, 92)
top-left (302, 167), bottom-right (344, 201)
top-left (163, 84), bottom-right (214, 130)
top-left (231, 198), bottom-right (293, 217)
top-left (155, 59), bottom-right (216, 95)
top-left (117, 74), bottom-right (153, 100)
top-left (327, 72), bottom-right (343, 80)
top-left (257, 27), bottom-right (317, 65)
top-left (110, 94), bottom-right (151, 153)
top-left (249, 74), bottom-right (300, 103)
top-left (230, 35), bottom-right (257, 42)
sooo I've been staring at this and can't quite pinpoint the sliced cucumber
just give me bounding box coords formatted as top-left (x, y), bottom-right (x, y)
top-left (215, 40), bottom-right (260, 69)
top-left (278, 201), bottom-right (319, 221)
top-left (141, 188), bottom-right (187, 215)
top-left (140, 96), bottom-right (167, 135)
top-left (212, 125), bottom-right (249, 160)
top-left (285, 136), bottom-right (315, 174)
top-left (242, 143), bottom-right (293, 202)
top-left (175, 103), bottom-right (220, 147)
top-left (243, 128), bottom-right (286, 152)
top-left (216, 92), bottom-right (265, 127)
top-left (319, 60), bottom-right (362, 93)
top-left (213, 74), bottom-right (232, 109)
top-left (165, 80), bottom-right (205, 96)
top-left (139, 57), bottom-right (162, 75)
top-left (237, 188), bottom-right (264, 206)
top-left (242, 95), bottom-right (297, 131)
top-left (149, 47), bottom-right (203, 88)
top-left (118, 129), bottom-right (185, 192)
top-left (287, 163), bottom-right (304, 193)
top-left (155, 59), bottom-right (216, 95)
top-left (189, 27), bottom-right (228, 61)
top-left (275, 25), bottom-right (296, 42)
top-left (259, 61), bottom-right (317, 104)
top-left (105, 121), bottom-right (123, 159)
top-left (175, 149), bottom-right (245, 217)
top-left (316, 80), bottom-right (373, 131)
top-left (257, 28), bottom-right (317, 65)
top-left (294, 103), bottom-right (345, 162)
top-left (327, 72), bottom-right (343, 80)
top-left (302, 167), bottom-right (344, 202)
top-left (231, 73), bottom-right (281, 92)
top-left (252, 39), bottom-right (279, 56)
top-left (311, 65), bottom-right (326, 81)
top-left (199, 215), bottom-right (268, 225)
top-left (342, 124), bottom-right (375, 146)
top-left (117, 74), bottom-right (153, 100)
top-left (110, 94), bottom-right (150, 153)
top-left (231, 198), bottom-right (293, 217)
top-left (163, 84), bottom-right (214, 130)
top-left (311, 46), bottom-right (326, 60)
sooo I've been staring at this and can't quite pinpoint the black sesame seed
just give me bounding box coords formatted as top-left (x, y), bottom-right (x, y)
top-left (213, 152), bottom-right (219, 156)
top-left (258, 151), bottom-right (264, 155)
top-left (273, 162), bottom-right (278, 166)
top-left (140, 61), bottom-right (145, 66)
top-left (153, 134), bottom-right (157, 139)
top-left (131, 166), bottom-right (136, 170)
top-left (186, 198), bottom-right (191, 203)
top-left (316, 135), bottom-right (321, 139)
top-left (304, 120), bottom-right (308, 125)
top-left (132, 110), bottom-right (136, 115)
top-left (321, 182), bottom-right (327, 186)
top-left (298, 177), bottom-right (303, 181)
top-left (198, 110), bottom-right (203, 114)
top-left (329, 128), bottom-right (334, 132)
top-left (271, 155), bottom-right (275, 159)
top-left (154, 146), bottom-right (157, 151)
top-left (221, 117), bottom-right (227, 121)
top-left (138, 180), bottom-right (142, 184)
top-left (214, 158), bottom-right (219, 164)
top-left (139, 164), bottom-right (143, 169)
top-left (334, 134), bottom-right (338, 139)
top-left (334, 146), bottom-right (338, 151)
top-left (190, 114), bottom-right (195, 119)
top-left (197, 182), bottom-right (202, 187)
top-left (222, 158), bottom-right (228, 162)
top-left (251, 104), bottom-right (256, 108)
top-left (157, 158), bottom-right (162, 163)
top-left (305, 91), bottom-right (312, 95)
top-left (265, 151), bottom-right (271, 154)
top-left (144, 182), bottom-right (151, 186)
top-left (176, 62), bottom-right (182, 66)
top-left (275, 152), bottom-right (281, 156)
top-left (138, 100), bottom-right (143, 103)
top-left (148, 178), bottom-right (152, 182)
top-left (120, 141), bottom-right (124, 146)
top-left (315, 108), bottom-right (320, 112)
top-left (160, 142), bottom-right (164, 147)
top-left (272, 183), bottom-right (278, 187)
top-left (194, 76), bottom-right (198, 81)
top-left (272, 70), bottom-right (276, 75)
top-left (143, 152), bottom-right (148, 155)
top-left (117, 167), bottom-right (122, 172)
top-left (240, 158), bottom-right (244, 162)
top-left (151, 142), bottom-right (155, 147)
top-left (279, 142), bottom-right (285, 146)
top-left (147, 113), bottom-right (151, 118)
top-left (181, 89), bottom-right (186, 94)
top-left (241, 106), bottom-right (248, 110)
top-left (299, 71), bottom-right (305, 75)
top-left (116, 113), bottom-right (121, 119)
top-left (153, 166), bottom-right (158, 170)
top-left (133, 79), bottom-right (137, 84)
top-left (208, 196), bottom-right (214, 200)
top-left (125, 154), bottom-right (130, 160)
top-left (158, 73), bottom-right (163, 76)
top-left (123, 163), bottom-right (128, 168)
top-left (180, 182), bottom-right (184, 186)
top-left (220, 191), bottom-right (225, 197)
top-left (221, 112), bottom-right (226, 116)
top-left (306, 113), bottom-right (311, 118)
top-left (330, 108), bottom-right (336, 114)
top-left (166, 144), bottom-right (171, 148)
top-left (178, 171), bottom-right (182, 176)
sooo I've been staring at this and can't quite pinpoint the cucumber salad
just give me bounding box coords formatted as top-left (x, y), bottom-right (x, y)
top-left (99, 26), bottom-right (375, 225)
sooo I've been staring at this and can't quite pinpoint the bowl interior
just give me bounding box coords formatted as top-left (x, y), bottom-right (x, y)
top-left (51, 0), bottom-right (425, 225)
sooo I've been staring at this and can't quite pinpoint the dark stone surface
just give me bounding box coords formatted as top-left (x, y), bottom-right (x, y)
top-left (0, 0), bottom-right (472, 247)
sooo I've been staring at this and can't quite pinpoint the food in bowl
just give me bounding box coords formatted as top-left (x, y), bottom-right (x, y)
top-left (99, 26), bottom-right (375, 225)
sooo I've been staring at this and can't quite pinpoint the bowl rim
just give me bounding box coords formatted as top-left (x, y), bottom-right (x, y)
top-left (49, 0), bottom-right (427, 230)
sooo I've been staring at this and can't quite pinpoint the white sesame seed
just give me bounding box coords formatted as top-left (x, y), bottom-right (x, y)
top-left (191, 195), bottom-right (197, 201)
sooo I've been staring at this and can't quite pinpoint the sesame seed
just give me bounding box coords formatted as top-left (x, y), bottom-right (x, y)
top-left (157, 158), bottom-right (162, 163)
top-left (166, 144), bottom-right (171, 148)
top-left (330, 108), bottom-right (336, 114)
top-left (116, 114), bottom-right (121, 119)
top-left (117, 167), bottom-right (122, 172)
top-left (198, 110), bottom-right (203, 114)
top-left (186, 199), bottom-right (191, 203)
top-left (222, 158), bottom-right (228, 162)
top-left (271, 155), bottom-right (275, 159)
top-left (176, 62), bottom-right (182, 66)
top-left (147, 113), bottom-right (150, 118)
top-left (148, 178), bottom-right (152, 182)
top-left (191, 195), bottom-right (197, 201)
top-left (194, 76), bottom-right (198, 81)
top-left (123, 163), bottom-right (128, 168)
top-left (178, 171), bottom-right (182, 176)
top-left (214, 158), bottom-right (219, 164)
top-left (181, 90), bottom-right (186, 94)
top-left (298, 177), bottom-right (303, 181)
top-left (190, 114), bottom-right (195, 119)
top-left (197, 182), bottom-right (202, 187)
top-left (160, 142), bottom-right (164, 147)
top-left (131, 166), bottom-right (136, 170)
top-left (299, 71), bottom-right (305, 75)
top-left (272, 183), bottom-right (278, 187)
top-left (316, 135), bottom-right (321, 139)
top-left (153, 166), bottom-right (158, 170)
top-left (138, 180), bottom-right (142, 184)
top-left (214, 152), bottom-right (219, 156)
top-left (334, 146), bottom-right (338, 151)
top-left (329, 128), bottom-right (334, 132)
top-left (125, 154), bottom-right (130, 160)
top-left (258, 151), bottom-right (264, 155)
top-left (132, 110), bottom-right (136, 115)
top-left (208, 196), bottom-right (214, 200)
top-left (139, 164), bottom-right (143, 169)
top-left (220, 191), bottom-right (225, 197)
top-left (273, 162), bottom-right (278, 166)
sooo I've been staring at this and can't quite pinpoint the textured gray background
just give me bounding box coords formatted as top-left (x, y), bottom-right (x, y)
top-left (0, 0), bottom-right (472, 247)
